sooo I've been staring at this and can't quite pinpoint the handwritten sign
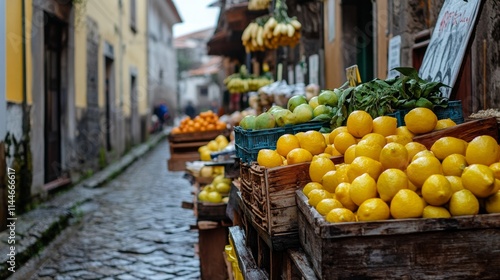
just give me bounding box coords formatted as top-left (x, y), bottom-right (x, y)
top-left (387, 35), bottom-right (401, 79)
top-left (418, 0), bottom-right (482, 98)
top-left (346, 65), bottom-right (361, 87)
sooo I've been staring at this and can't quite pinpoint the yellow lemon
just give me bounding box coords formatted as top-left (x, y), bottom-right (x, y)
top-left (309, 157), bottom-right (336, 183)
top-left (343, 145), bottom-right (357, 164)
top-left (334, 164), bottom-right (351, 184)
top-left (422, 205), bottom-right (451, 218)
top-left (446, 175), bottom-right (464, 193)
top-left (313, 153), bottom-right (332, 160)
top-left (421, 174), bottom-right (453, 206)
top-left (307, 189), bottom-right (333, 207)
top-left (430, 136), bottom-right (468, 160)
top-left (334, 182), bottom-right (358, 212)
top-left (434, 118), bottom-right (456, 130)
top-left (377, 169), bottom-right (408, 202)
top-left (298, 130), bottom-right (327, 156)
top-left (257, 149), bottom-right (283, 168)
top-left (485, 191), bottom-right (500, 213)
top-left (461, 164), bottom-right (496, 198)
top-left (315, 198), bottom-right (344, 216)
top-left (207, 140), bottom-right (219, 151)
top-left (372, 116), bottom-right (397, 137)
top-left (379, 142), bottom-right (409, 170)
top-left (286, 148), bottom-right (313, 165)
top-left (303, 182), bottom-right (323, 196)
top-left (404, 107), bottom-right (438, 134)
top-left (361, 133), bottom-right (387, 148)
top-left (395, 126), bottom-right (415, 140)
top-left (333, 132), bottom-right (357, 155)
top-left (328, 126), bottom-right (348, 145)
top-left (465, 135), bottom-right (499, 166)
top-left (442, 154), bottom-right (468, 176)
top-left (408, 180), bottom-right (418, 192)
top-left (406, 155), bottom-right (443, 188)
top-left (357, 198), bottom-right (390, 221)
top-left (411, 150), bottom-right (435, 162)
top-left (385, 134), bottom-right (412, 146)
top-left (405, 142), bottom-right (428, 163)
top-left (489, 162), bottom-right (500, 180)
top-left (326, 208), bottom-right (357, 223)
top-left (347, 110), bottom-right (373, 138)
top-left (324, 144), bottom-right (335, 156)
top-left (322, 170), bottom-right (341, 193)
top-left (448, 189), bottom-right (479, 216)
top-left (349, 173), bottom-right (378, 206)
top-left (355, 140), bottom-right (382, 161)
top-left (390, 189), bottom-right (425, 219)
top-left (348, 156), bottom-right (383, 182)
top-left (276, 134), bottom-right (301, 157)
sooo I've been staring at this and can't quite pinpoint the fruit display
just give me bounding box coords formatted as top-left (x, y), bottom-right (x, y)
top-left (300, 108), bottom-right (500, 223)
top-left (223, 65), bottom-right (273, 94)
top-left (241, 0), bottom-right (301, 53)
top-left (171, 110), bottom-right (227, 134)
top-left (198, 134), bottom-right (231, 161)
top-left (197, 174), bottom-right (232, 204)
top-left (248, 0), bottom-right (271, 11)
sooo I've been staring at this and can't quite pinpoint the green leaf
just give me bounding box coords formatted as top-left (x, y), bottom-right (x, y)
top-left (393, 67), bottom-right (419, 80)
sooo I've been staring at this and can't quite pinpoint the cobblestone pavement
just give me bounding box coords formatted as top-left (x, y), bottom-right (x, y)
top-left (12, 140), bottom-right (200, 280)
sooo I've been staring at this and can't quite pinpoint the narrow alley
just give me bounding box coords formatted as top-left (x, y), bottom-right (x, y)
top-left (11, 140), bottom-right (200, 280)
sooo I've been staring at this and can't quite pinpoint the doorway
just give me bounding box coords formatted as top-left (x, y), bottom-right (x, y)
top-left (105, 57), bottom-right (114, 151)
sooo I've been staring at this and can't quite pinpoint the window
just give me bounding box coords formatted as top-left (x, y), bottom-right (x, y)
top-left (130, 0), bottom-right (137, 33)
top-left (199, 86), bottom-right (208, 97)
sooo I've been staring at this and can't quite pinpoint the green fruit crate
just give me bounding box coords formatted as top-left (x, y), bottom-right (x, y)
top-left (388, 100), bottom-right (464, 127)
top-left (234, 121), bottom-right (327, 163)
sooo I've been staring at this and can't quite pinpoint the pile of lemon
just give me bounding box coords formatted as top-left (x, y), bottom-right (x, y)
top-left (292, 107), bottom-right (500, 223)
top-left (198, 135), bottom-right (230, 161)
top-left (198, 174), bottom-right (232, 204)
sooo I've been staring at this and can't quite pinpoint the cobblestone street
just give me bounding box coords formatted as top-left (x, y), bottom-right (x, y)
top-left (11, 140), bottom-right (200, 280)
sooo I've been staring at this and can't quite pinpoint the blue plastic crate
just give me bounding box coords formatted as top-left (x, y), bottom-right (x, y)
top-left (433, 100), bottom-right (464, 124)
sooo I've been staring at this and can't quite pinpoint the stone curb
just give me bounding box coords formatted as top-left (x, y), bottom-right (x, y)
top-left (0, 130), bottom-right (168, 279)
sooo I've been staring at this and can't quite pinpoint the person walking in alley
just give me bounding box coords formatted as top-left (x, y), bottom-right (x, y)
top-left (185, 101), bottom-right (196, 119)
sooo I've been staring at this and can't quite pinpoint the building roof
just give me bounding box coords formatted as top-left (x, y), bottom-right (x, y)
top-left (174, 27), bottom-right (215, 49)
top-left (166, 0), bottom-right (182, 24)
top-left (188, 56), bottom-right (223, 76)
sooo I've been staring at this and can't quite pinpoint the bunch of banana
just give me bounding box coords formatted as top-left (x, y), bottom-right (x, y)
top-left (247, 77), bottom-right (273, 91)
top-left (241, 16), bottom-right (302, 53)
top-left (226, 78), bottom-right (249, 94)
top-left (248, 0), bottom-right (271, 11)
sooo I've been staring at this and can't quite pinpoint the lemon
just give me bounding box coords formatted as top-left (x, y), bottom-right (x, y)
top-left (276, 134), bottom-right (301, 157)
top-left (313, 153), bottom-right (332, 160)
top-left (298, 130), bottom-right (327, 156)
top-left (430, 136), bottom-right (468, 160)
top-left (302, 182), bottom-right (323, 196)
top-left (411, 150), bottom-right (435, 161)
top-left (357, 198), bottom-right (390, 221)
top-left (347, 156), bottom-right (383, 182)
top-left (307, 189), bottom-right (333, 207)
top-left (449, 189), bottom-right (479, 216)
top-left (377, 169), bottom-right (408, 202)
top-left (404, 107), bottom-right (438, 134)
top-left (385, 134), bottom-right (412, 145)
top-left (434, 118), bottom-right (456, 130)
top-left (421, 174), bottom-right (452, 206)
top-left (361, 133), bottom-right (387, 147)
top-left (446, 175), bottom-right (464, 193)
top-left (408, 180), bottom-right (418, 192)
top-left (441, 154), bottom-right (467, 177)
top-left (328, 126), bottom-right (348, 145)
top-left (461, 164), bottom-right (496, 198)
top-left (406, 156), bottom-right (443, 188)
top-left (390, 189), bottom-right (425, 219)
top-left (422, 205), bottom-right (451, 218)
top-left (334, 164), bottom-right (351, 184)
top-left (324, 144), bottom-right (335, 156)
top-left (286, 148), bottom-right (313, 165)
top-left (207, 191), bottom-right (223, 203)
top-left (355, 140), bottom-right (382, 161)
top-left (257, 149), bottom-right (283, 168)
top-left (343, 145), bottom-right (357, 164)
top-left (333, 132), bottom-right (357, 155)
top-left (489, 162), bottom-right (500, 180)
top-left (322, 170), bottom-right (341, 193)
top-left (379, 142), bottom-right (409, 170)
top-left (309, 157), bottom-right (336, 183)
top-left (207, 140), bottom-right (219, 151)
top-left (349, 173), bottom-right (378, 206)
top-left (326, 208), bottom-right (357, 223)
top-left (405, 142), bottom-right (428, 163)
top-left (395, 126), bottom-right (415, 140)
top-left (347, 110), bottom-right (373, 138)
top-left (485, 191), bottom-right (500, 213)
top-left (334, 182), bottom-right (358, 212)
top-left (215, 182), bottom-right (231, 193)
top-left (372, 116), bottom-right (397, 137)
top-left (198, 190), bottom-right (209, 202)
top-left (308, 96), bottom-right (319, 109)
top-left (466, 135), bottom-right (499, 166)
top-left (315, 198), bottom-right (344, 216)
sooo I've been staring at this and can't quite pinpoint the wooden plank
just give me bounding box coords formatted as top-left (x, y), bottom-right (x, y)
top-left (199, 226), bottom-right (230, 280)
top-left (285, 248), bottom-right (318, 280)
top-left (198, 220), bottom-right (219, 230)
top-left (168, 129), bottom-right (230, 143)
top-left (181, 201), bottom-right (194, 210)
top-left (413, 117), bottom-right (499, 149)
top-left (228, 226), bottom-right (269, 280)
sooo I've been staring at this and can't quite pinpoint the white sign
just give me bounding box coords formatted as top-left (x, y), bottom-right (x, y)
top-left (328, 0), bottom-right (335, 42)
top-left (387, 35), bottom-right (401, 79)
top-left (288, 65), bottom-right (294, 84)
top-left (309, 54), bottom-right (319, 85)
top-left (418, 0), bottom-right (482, 98)
top-left (295, 63), bottom-right (304, 84)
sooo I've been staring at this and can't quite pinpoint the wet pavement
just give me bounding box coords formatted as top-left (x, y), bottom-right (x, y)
top-left (11, 140), bottom-right (200, 280)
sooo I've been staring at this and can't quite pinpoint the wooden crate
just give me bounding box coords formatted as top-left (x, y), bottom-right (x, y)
top-left (167, 151), bottom-right (200, 171)
top-left (413, 117), bottom-right (499, 149)
top-left (196, 201), bottom-right (229, 222)
top-left (168, 129), bottom-right (231, 143)
top-left (282, 248), bottom-right (317, 280)
top-left (229, 226), bottom-right (269, 280)
top-left (296, 191), bottom-right (500, 279)
top-left (198, 222), bottom-right (230, 280)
